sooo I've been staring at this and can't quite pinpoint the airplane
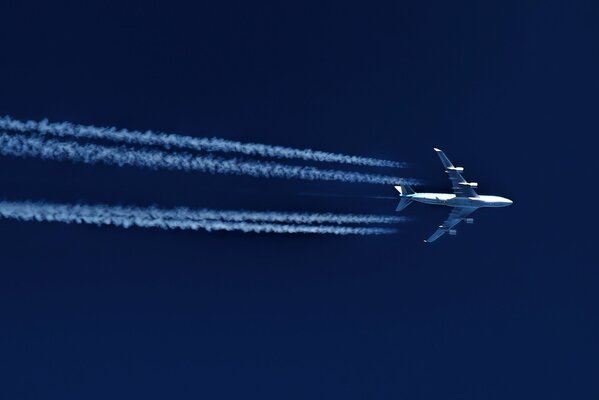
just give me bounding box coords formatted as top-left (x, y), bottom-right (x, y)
top-left (395, 148), bottom-right (512, 243)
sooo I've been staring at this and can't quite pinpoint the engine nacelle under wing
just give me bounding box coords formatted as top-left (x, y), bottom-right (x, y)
top-left (459, 182), bottom-right (478, 188)
top-left (466, 218), bottom-right (474, 224)
top-left (449, 229), bottom-right (457, 236)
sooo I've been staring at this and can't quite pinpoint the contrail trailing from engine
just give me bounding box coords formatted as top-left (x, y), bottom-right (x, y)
top-left (0, 116), bottom-right (404, 168)
top-left (0, 133), bottom-right (419, 185)
top-left (0, 201), bottom-right (399, 235)
top-left (51, 205), bottom-right (407, 225)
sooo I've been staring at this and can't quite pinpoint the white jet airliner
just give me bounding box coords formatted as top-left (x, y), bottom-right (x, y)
top-left (395, 148), bottom-right (512, 243)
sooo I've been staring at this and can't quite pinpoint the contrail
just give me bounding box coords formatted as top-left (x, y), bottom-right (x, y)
top-left (300, 192), bottom-right (398, 200)
top-left (60, 204), bottom-right (407, 225)
top-left (0, 133), bottom-right (419, 185)
top-left (0, 116), bottom-right (405, 168)
top-left (0, 201), bottom-right (398, 235)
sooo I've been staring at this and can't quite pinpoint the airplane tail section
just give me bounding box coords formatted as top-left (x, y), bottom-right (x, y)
top-left (394, 185), bottom-right (414, 212)
top-left (395, 197), bottom-right (412, 212)
top-left (394, 184), bottom-right (415, 195)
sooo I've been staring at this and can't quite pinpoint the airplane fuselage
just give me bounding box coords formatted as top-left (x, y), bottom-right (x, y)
top-left (404, 193), bottom-right (513, 209)
top-left (394, 147), bottom-right (513, 242)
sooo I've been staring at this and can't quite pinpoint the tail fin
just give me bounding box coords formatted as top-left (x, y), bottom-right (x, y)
top-left (394, 185), bottom-right (414, 212)
top-left (394, 185), bottom-right (415, 195)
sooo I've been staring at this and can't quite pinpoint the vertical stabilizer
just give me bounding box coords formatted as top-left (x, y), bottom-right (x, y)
top-left (394, 185), bottom-right (415, 195)
top-left (394, 185), bottom-right (414, 212)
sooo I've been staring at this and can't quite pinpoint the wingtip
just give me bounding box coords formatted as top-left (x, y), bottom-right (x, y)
top-left (423, 240), bottom-right (428, 243)
top-left (433, 147), bottom-right (441, 152)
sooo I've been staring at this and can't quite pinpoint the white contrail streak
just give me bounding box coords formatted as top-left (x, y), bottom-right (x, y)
top-left (0, 116), bottom-right (405, 168)
top-left (55, 204), bottom-right (407, 225)
top-left (0, 133), bottom-right (419, 185)
top-left (0, 201), bottom-right (398, 235)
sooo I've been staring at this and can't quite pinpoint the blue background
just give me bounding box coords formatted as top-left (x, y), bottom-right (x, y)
top-left (0, 1), bottom-right (597, 398)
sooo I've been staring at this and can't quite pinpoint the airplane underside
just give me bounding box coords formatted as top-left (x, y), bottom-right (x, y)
top-left (394, 148), bottom-right (512, 243)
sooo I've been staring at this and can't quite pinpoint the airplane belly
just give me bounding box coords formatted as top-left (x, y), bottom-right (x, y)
top-left (411, 193), bottom-right (457, 206)
top-left (447, 197), bottom-right (477, 207)
top-left (412, 197), bottom-right (448, 206)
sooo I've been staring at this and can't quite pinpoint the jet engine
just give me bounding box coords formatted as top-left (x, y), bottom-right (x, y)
top-left (449, 229), bottom-right (457, 236)
top-left (466, 218), bottom-right (474, 224)
top-left (458, 182), bottom-right (478, 188)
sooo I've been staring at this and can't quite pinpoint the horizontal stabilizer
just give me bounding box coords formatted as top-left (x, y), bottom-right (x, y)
top-left (395, 197), bottom-right (412, 212)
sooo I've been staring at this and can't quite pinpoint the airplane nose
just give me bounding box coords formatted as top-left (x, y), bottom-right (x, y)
top-left (506, 198), bottom-right (513, 206)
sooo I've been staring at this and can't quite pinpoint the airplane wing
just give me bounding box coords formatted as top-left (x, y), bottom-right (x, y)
top-left (434, 148), bottom-right (478, 198)
top-left (425, 207), bottom-right (476, 243)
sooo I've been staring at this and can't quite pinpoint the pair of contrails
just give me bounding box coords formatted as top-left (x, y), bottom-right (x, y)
top-left (0, 116), bottom-right (415, 235)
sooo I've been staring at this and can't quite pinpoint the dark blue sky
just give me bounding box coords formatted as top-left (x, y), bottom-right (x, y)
top-left (0, 1), bottom-right (597, 398)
